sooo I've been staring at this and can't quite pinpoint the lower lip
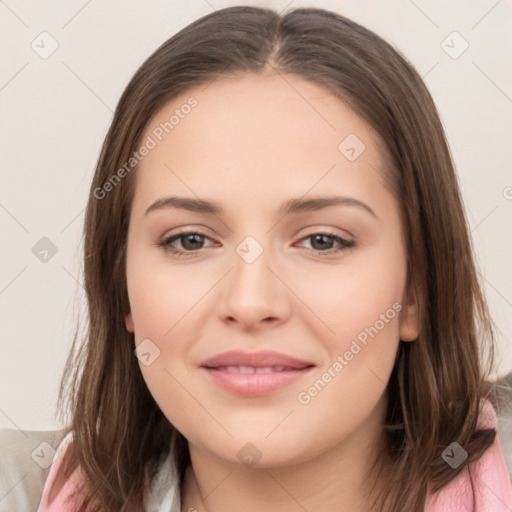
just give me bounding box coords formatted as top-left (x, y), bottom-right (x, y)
top-left (201, 367), bottom-right (314, 397)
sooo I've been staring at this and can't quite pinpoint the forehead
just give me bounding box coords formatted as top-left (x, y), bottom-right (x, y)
top-left (133, 72), bottom-right (390, 212)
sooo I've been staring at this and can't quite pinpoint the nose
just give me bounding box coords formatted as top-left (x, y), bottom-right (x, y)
top-left (217, 244), bottom-right (292, 332)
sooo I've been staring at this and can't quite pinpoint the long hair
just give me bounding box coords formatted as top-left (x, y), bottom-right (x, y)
top-left (53, 6), bottom-right (497, 511)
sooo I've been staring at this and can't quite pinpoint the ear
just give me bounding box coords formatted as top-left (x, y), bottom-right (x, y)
top-left (125, 312), bottom-right (134, 333)
top-left (399, 282), bottom-right (420, 342)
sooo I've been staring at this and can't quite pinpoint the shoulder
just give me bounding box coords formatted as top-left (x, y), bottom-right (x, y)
top-left (36, 431), bottom-right (88, 512)
top-left (0, 427), bottom-right (65, 512)
top-left (425, 399), bottom-right (512, 511)
top-left (36, 429), bottom-right (182, 512)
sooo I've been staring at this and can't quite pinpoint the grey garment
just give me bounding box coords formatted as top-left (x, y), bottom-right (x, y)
top-left (495, 372), bottom-right (512, 480)
top-left (0, 428), bottom-right (66, 512)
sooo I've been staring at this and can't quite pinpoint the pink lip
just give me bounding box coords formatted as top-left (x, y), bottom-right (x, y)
top-left (200, 350), bottom-right (315, 397)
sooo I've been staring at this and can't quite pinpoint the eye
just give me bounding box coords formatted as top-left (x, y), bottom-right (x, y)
top-left (296, 232), bottom-right (355, 255)
top-left (158, 230), bottom-right (215, 256)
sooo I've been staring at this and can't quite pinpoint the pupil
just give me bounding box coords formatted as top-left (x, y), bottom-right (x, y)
top-left (183, 234), bottom-right (203, 250)
top-left (312, 234), bottom-right (333, 250)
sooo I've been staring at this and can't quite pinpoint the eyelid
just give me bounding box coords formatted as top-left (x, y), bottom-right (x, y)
top-left (295, 224), bottom-right (354, 241)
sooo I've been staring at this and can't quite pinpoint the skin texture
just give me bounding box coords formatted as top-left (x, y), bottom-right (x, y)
top-left (124, 72), bottom-right (419, 512)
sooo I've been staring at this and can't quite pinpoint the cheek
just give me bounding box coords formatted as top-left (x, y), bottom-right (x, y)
top-left (138, 357), bottom-right (209, 442)
top-left (293, 300), bottom-right (401, 446)
top-left (127, 252), bottom-right (209, 338)
top-left (127, 260), bottom-right (209, 434)
top-left (295, 247), bottom-right (406, 345)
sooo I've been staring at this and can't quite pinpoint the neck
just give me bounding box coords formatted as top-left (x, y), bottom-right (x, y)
top-left (180, 399), bottom-right (389, 512)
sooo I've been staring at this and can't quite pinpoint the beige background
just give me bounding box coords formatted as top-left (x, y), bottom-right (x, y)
top-left (1, 0), bottom-right (511, 430)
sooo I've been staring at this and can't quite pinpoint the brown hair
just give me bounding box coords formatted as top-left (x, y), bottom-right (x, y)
top-left (54, 5), bottom-right (498, 511)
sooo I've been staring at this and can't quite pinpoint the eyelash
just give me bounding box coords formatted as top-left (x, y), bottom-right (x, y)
top-left (157, 230), bottom-right (355, 257)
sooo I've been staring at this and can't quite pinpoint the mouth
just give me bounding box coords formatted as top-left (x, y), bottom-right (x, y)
top-left (200, 350), bottom-right (316, 397)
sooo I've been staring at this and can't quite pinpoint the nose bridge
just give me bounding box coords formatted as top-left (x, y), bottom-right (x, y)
top-left (231, 233), bottom-right (276, 298)
top-left (218, 232), bottom-right (289, 328)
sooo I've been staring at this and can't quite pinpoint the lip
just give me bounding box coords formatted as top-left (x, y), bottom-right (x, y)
top-left (200, 350), bottom-right (316, 397)
top-left (200, 350), bottom-right (314, 369)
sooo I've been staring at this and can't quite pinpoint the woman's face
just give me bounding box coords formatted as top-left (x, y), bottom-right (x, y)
top-left (124, 72), bottom-right (419, 469)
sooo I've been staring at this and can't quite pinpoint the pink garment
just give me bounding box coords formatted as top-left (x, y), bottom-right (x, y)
top-left (425, 399), bottom-right (512, 511)
top-left (37, 400), bottom-right (512, 511)
top-left (36, 434), bottom-right (91, 512)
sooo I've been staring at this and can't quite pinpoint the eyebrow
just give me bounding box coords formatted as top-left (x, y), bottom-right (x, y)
top-left (144, 195), bottom-right (378, 219)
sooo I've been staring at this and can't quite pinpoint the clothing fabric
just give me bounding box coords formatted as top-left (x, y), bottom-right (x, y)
top-left (35, 431), bottom-right (181, 512)
top-left (36, 400), bottom-right (512, 511)
top-left (425, 399), bottom-right (512, 511)
top-left (0, 428), bottom-right (65, 512)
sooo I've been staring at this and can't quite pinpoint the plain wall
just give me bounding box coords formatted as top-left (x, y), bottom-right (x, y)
top-left (1, 0), bottom-right (511, 430)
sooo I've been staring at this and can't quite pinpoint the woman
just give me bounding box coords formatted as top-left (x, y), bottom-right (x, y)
top-left (36, 6), bottom-right (512, 511)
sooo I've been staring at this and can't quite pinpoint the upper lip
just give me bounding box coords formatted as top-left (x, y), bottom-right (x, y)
top-left (200, 350), bottom-right (315, 369)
